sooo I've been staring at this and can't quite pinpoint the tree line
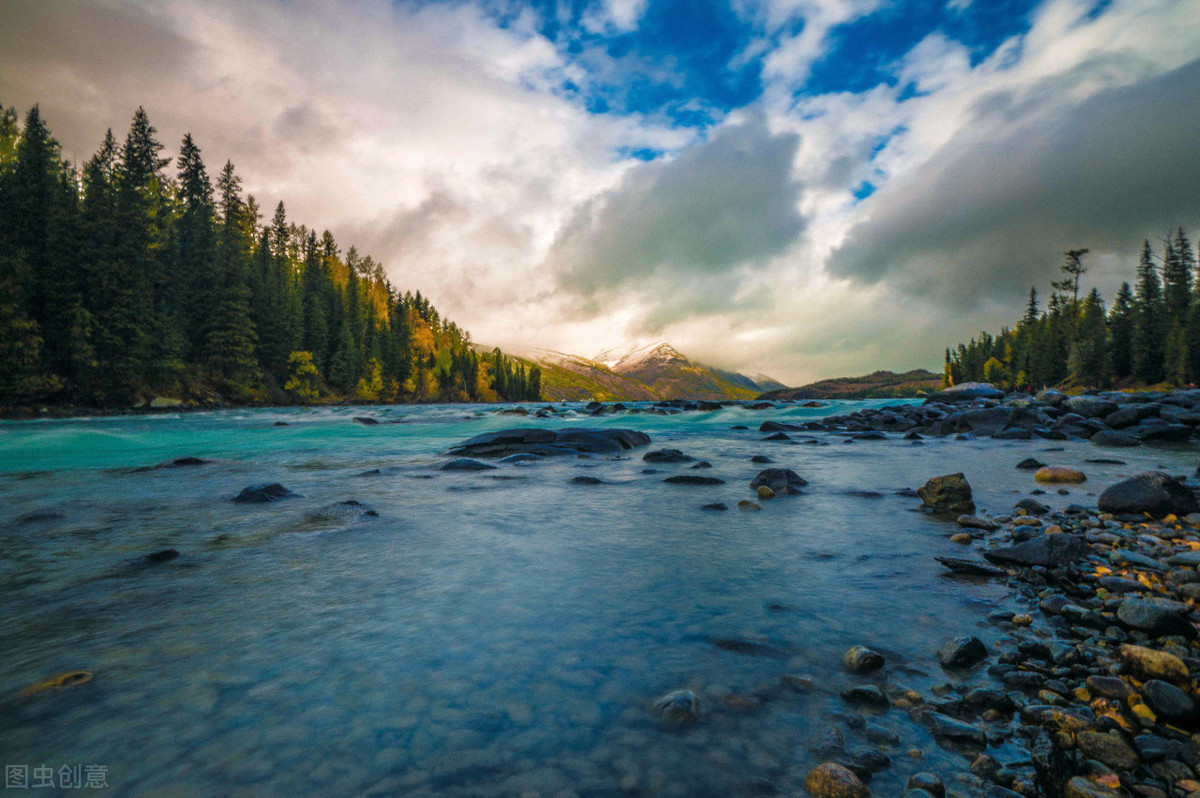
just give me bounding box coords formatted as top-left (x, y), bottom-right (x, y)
top-left (944, 230), bottom-right (1200, 390)
top-left (0, 103), bottom-right (541, 407)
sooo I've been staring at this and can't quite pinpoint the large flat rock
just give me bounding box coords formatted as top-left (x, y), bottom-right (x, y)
top-left (448, 427), bottom-right (651, 457)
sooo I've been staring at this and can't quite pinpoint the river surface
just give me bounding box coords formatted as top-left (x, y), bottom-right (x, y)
top-left (1, 401), bottom-right (1196, 797)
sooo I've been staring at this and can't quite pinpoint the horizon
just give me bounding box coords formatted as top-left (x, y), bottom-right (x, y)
top-left (3, 0), bottom-right (1200, 385)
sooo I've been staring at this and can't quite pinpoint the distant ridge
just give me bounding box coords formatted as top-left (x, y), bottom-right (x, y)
top-left (759, 369), bottom-right (941, 400)
top-left (497, 342), bottom-right (782, 401)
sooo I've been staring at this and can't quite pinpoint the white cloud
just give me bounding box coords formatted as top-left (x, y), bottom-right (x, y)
top-left (582, 0), bottom-right (649, 33)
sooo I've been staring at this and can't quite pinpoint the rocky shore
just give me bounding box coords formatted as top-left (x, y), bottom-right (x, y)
top-left (793, 467), bottom-right (1200, 798)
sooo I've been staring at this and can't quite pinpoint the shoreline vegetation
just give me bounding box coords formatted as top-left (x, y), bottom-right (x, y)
top-left (944, 236), bottom-right (1200, 393)
top-left (0, 102), bottom-right (541, 413)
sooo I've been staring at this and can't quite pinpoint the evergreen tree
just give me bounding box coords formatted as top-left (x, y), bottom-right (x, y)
top-left (207, 161), bottom-right (261, 395)
top-left (1050, 249), bottom-right (1088, 311)
top-left (1108, 282), bottom-right (1135, 380)
top-left (1021, 287), bottom-right (1039, 327)
top-left (0, 101), bottom-right (524, 408)
top-left (1163, 232), bottom-right (1192, 323)
top-left (174, 133), bottom-right (218, 357)
top-left (1132, 239), bottom-right (1166, 384)
top-left (1067, 289), bottom-right (1107, 386)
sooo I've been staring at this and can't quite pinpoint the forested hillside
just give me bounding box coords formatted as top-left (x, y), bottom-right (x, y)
top-left (945, 235), bottom-right (1200, 390)
top-left (0, 103), bottom-right (540, 408)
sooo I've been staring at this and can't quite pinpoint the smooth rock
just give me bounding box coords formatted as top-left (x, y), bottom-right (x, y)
top-left (441, 458), bottom-right (497, 471)
top-left (232, 483), bottom-right (300, 503)
top-left (749, 468), bottom-right (807, 495)
top-left (1098, 471), bottom-right (1199, 518)
top-left (1142, 679), bottom-right (1195, 720)
top-left (983, 534), bottom-right (1090, 567)
top-left (1117, 597), bottom-right (1195, 638)
top-left (663, 475), bottom-right (725, 485)
top-left (841, 645), bottom-right (884, 673)
top-left (906, 773), bottom-right (945, 798)
top-left (918, 473), bottom-right (975, 514)
top-left (643, 448), bottom-right (693, 463)
top-left (1075, 730), bottom-right (1140, 770)
top-left (1034, 466), bottom-right (1087, 484)
top-left (1119, 644), bottom-right (1190, 685)
top-left (803, 763), bottom-right (870, 798)
top-left (651, 690), bottom-right (700, 725)
top-left (937, 636), bottom-right (987, 669)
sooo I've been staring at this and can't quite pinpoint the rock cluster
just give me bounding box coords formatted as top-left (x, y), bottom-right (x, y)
top-left (748, 387), bottom-right (1200, 447)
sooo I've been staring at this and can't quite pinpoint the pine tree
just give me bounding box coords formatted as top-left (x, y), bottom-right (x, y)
top-left (1050, 249), bottom-right (1088, 312)
top-left (1163, 233), bottom-right (1192, 323)
top-left (1021, 287), bottom-right (1039, 327)
top-left (1132, 240), bottom-right (1166, 384)
top-left (174, 133), bottom-right (218, 358)
top-left (1108, 282), bottom-right (1135, 380)
top-left (1067, 288), bottom-right (1107, 386)
top-left (207, 161), bottom-right (261, 396)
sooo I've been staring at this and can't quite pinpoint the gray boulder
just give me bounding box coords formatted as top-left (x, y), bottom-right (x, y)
top-left (1098, 472), bottom-right (1199, 518)
top-left (448, 427), bottom-right (651, 457)
top-left (750, 468), bottom-right (808, 495)
top-left (926, 382), bottom-right (1004, 403)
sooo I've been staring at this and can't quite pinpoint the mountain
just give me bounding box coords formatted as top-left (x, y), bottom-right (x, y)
top-left (758, 369), bottom-right (942, 400)
top-left (502, 342), bottom-right (781, 401)
top-left (592, 342), bottom-right (763, 401)
top-left (512, 349), bottom-right (659, 402)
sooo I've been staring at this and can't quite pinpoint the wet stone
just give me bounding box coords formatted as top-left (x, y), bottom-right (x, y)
top-left (937, 636), bottom-right (988, 669)
top-left (804, 762), bottom-right (869, 798)
top-left (841, 645), bottom-right (885, 673)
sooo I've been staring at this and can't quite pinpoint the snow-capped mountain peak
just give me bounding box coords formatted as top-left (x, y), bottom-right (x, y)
top-left (594, 342), bottom-right (686, 371)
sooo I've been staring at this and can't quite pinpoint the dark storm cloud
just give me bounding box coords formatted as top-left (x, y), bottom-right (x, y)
top-left (829, 57), bottom-right (1200, 306)
top-left (552, 118), bottom-right (805, 296)
top-left (0, 0), bottom-right (197, 152)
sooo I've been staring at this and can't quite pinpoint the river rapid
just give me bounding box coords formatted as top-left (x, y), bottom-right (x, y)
top-left (1, 401), bottom-right (1196, 796)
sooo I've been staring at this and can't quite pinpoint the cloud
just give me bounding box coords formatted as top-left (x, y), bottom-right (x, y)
top-left (582, 0), bottom-right (649, 33)
top-left (3, 0), bottom-right (1200, 387)
top-left (552, 117), bottom-right (805, 299)
top-left (829, 56), bottom-right (1200, 306)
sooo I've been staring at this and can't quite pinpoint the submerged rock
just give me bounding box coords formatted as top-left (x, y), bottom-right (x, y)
top-left (663, 475), bottom-right (725, 485)
top-left (841, 645), bottom-right (884, 673)
top-left (158, 456), bottom-right (210, 468)
top-left (651, 690), bottom-right (700, 725)
top-left (1097, 471), bottom-right (1199, 518)
top-left (13, 509), bottom-right (67, 524)
top-left (448, 428), bottom-right (651, 457)
top-left (918, 473), bottom-right (975, 514)
top-left (643, 448), bottom-right (693, 463)
top-left (441, 458), bottom-right (497, 471)
top-left (232, 483), bottom-right (301, 503)
top-left (749, 468), bottom-right (807, 495)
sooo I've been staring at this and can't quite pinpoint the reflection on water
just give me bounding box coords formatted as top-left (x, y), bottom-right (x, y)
top-left (0, 402), bottom-right (1193, 795)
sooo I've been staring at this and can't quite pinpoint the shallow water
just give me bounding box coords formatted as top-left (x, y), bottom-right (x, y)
top-left (0, 401), bottom-right (1196, 796)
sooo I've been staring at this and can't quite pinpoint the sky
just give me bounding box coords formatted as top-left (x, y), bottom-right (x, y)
top-left (2, 0), bottom-right (1200, 385)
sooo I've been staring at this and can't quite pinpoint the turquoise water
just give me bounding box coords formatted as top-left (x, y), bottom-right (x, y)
top-left (0, 402), bottom-right (1195, 796)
